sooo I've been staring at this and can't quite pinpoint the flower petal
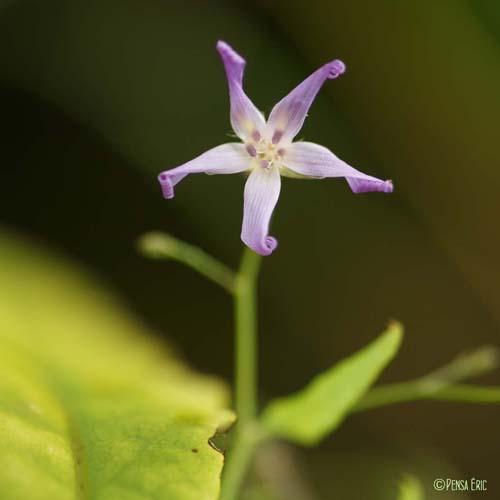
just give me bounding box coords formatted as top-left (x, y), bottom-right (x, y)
top-left (241, 167), bottom-right (281, 255)
top-left (158, 143), bottom-right (250, 199)
top-left (216, 41), bottom-right (266, 142)
top-left (281, 142), bottom-right (393, 193)
top-left (266, 60), bottom-right (346, 145)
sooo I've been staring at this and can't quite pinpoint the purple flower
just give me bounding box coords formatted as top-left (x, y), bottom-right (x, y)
top-left (158, 41), bottom-right (393, 256)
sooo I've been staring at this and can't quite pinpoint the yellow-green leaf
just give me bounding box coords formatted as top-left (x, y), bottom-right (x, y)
top-left (0, 228), bottom-right (233, 500)
top-left (397, 474), bottom-right (425, 500)
top-left (261, 322), bottom-right (403, 445)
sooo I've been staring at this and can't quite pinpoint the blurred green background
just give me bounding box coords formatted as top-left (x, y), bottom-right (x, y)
top-left (0, 0), bottom-right (499, 498)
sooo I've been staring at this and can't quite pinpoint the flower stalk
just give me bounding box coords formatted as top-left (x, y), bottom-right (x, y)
top-left (219, 248), bottom-right (262, 500)
top-left (219, 423), bottom-right (261, 500)
top-left (234, 247), bottom-right (262, 424)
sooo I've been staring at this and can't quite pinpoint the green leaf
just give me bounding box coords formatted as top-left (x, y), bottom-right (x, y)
top-left (261, 322), bottom-right (403, 446)
top-left (0, 228), bottom-right (233, 500)
top-left (397, 474), bottom-right (425, 500)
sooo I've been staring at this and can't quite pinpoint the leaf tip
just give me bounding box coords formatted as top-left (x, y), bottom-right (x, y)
top-left (386, 318), bottom-right (404, 345)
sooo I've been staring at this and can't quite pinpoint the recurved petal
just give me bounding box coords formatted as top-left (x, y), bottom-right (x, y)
top-left (216, 41), bottom-right (266, 142)
top-left (281, 142), bottom-right (393, 193)
top-left (266, 60), bottom-right (346, 145)
top-left (241, 167), bottom-right (281, 256)
top-left (158, 143), bottom-right (250, 199)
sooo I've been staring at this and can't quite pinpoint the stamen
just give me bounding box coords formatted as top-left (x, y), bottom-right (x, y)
top-left (328, 59), bottom-right (346, 79)
top-left (272, 130), bottom-right (283, 144)
top-left (277, 148), bottom-right (285, 157)
top-left (246, 144), bottom-right (257, 157)
top-left (251, 130), bottom-right (261, 142)
top-left (260, 159), bottom-right (270, 169)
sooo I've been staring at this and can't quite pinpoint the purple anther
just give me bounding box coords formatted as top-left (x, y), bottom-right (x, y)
top-left (272, 130), bottom-right (283, 144)
top-left (246, 144), bottom-right (257, 157)
top-left (251, 130), bottom-right (261, 142)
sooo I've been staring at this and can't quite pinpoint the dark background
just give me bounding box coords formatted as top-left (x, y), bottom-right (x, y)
top-left (1, 1), bottom-right (499, 498)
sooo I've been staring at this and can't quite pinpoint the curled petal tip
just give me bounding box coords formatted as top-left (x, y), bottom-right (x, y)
top-left (247, 236), bottom-right (278, 256)
top-left (158, 173), bottom-right (175, 199)
top-left (348, 176), bottom-right (394, 194)
top-left (216, 40), bottom-right (228, 50)
top-left (262, 236), bottom-right (278, 255)
top-left (383, 179), bottom-right (394, 193)
top-left (216, 40), bottom-right (228, 53)
top-left (216, 40), bottom-right (245, 65)
top-left (328, 59), bottom-right (346, 79)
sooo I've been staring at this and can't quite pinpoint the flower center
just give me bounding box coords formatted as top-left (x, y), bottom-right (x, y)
top-left (246, 136), bottom-right (285, 170)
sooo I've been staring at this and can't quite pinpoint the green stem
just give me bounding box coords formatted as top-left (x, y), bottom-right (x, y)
top-left (137, 231), bottom-right (236, 293)
top-left (220, 247), bottom-right (262, 500)
top-left (354, 382), bottom-right (500, 412)
top-left (425, 384), bottom-right (500, 403)
top-left (234, 248), bottom-right (262, 423)
top-left (219, 425), bottom-right (261, 500)
top-left (354, 345), bottom-right (499, 412)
